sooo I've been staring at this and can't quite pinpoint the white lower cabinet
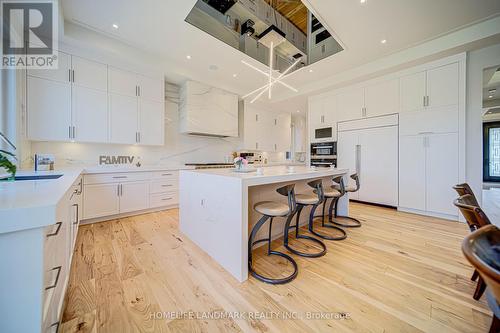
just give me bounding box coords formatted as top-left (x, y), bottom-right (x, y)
top-left (83, 183), bottom-right (120, 219)
top-left (82, 170), bottom-right (179, 221)
top-left (0, 176), bottom-right (82, 333)
top-left (120, 181), bottom-right (149, 213)
top-left (399, 132), bottom-right (459, 217)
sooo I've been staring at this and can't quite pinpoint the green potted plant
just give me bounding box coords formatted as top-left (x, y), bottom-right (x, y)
top-left (0, 150), bottom-right (17, 181)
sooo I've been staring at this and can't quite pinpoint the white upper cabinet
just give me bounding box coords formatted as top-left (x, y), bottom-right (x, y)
top-left (28, 51), bottom-right (71, 83)
top-left (71, 57), bottom-right (108, 143)
top-left (72, 56), bottom-right (107, 91)
top-left (336, 88), bottom-right (364, 122)
top-left (109, 94), bottom-right (138, 144)
top-left (364, 79), bottom-right (399, 117)
top-left (108, 67), bottom-right (137, 97)
top-left (426, 62), bottom-right (459, 109)
top-left (242, 101), bottom-right (291, 152)
top-left (400, 71), bottom-right (426, 113)
top-left (400, 62), bottom-right (459, 113)
top-left (138, 99), bottom-right (164, 145)
top-left (308, 94), bottom-right (337, 142)
top-left (72, 87), bottom-right (108, 143)
top-left (27, 76), bottom-right (72, 142)
top-left (138, 74), bottom-right (164, 102)
top-left (26, 51), bottom-right (165, 146)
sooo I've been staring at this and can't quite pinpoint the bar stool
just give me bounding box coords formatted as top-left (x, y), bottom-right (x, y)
top-left (283, 185), bottom-right (327, 257)
top-left (248, 184), bottom-right (298, 284)
top-left (306, 179), bottom-right (347, 241)
top-left (331, 174), bottom-right (362, 228)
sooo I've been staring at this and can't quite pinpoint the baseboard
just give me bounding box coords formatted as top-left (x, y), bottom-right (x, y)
top-left (80, 204), bottom-right (178, 224)
top-left (350, 200), bottom-right (397, 209)
top-left (397, 206), bottom-right (460, 222)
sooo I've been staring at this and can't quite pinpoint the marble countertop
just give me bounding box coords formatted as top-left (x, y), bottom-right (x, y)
top-left (0, 169), bottom-right (83, 234)
top-left (0, 165), bottom-right (195, 234)
top-left (181, 166), bottom-right (348, 186)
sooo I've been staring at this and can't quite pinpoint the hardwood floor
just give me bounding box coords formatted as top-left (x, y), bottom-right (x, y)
top-left (60, 203), bottom-right (492, 333)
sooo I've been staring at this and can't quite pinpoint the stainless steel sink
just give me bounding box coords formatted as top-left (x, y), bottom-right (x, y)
top-left (2, 174), bottom-right (63, 181)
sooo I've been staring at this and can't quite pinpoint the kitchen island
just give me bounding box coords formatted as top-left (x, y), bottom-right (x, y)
top-left (179, 166), bottom-right (349, 282)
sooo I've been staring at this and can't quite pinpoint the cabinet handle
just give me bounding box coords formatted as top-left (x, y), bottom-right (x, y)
top-left (72, 126), bottom-right (76, 139)
top-left (72, 204), bottom-right (79, 225)
top-left (418, 131), bottom-right (434, 135)
top-left (120, 184), bottom-right (123, 196)
top-left (138, 132), bottom-right (141, 143)
top-left (255, 114), bottom-right (258, 122)
top-left (45, 266), bottom-right (62, 290)
top-left (423, 96), bottom-right (426, 107)
top-left (426, 95), bottom-right (429, 107)
top-left (355, 145), bottom-right (361, 176)
top-left (112, 176), bottom-right (127, 179)
top-left (138, 86), bottom-right (141, 97)
top-left (161, 173), bottom-right (173, 176)
top-left (117, 184), bottom-right (120, 196)
top-left (46, 222), bottom-right (62, 237)
top-left (68, 69), bottom-right (71, 82)
top-left (161, 184), bottom-right (173, 187)
top-left (49, 322), bottom-right (60, 333)
top-left (72, 70), bottom-right (75, 83)
top-left (68, 126), bottom-right (72, 139)
top-left (161, 197), bottom-right (173, 201)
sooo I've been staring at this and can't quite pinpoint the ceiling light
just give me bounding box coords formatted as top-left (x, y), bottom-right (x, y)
top-left (232, 74), bottom-right (238, 78)
top-left (186, 55), bottom-right (192, 60)
top-left (296, 110), bottom-right (300, 113)
top-left (112, 23), bottom-right (119, 29)
top-left (308, 69), bottom-right (313, 73)
top-left (489, 95), bottom-right (494, 99)
top-left (360, 0), bottom-right (367, 3)
top-left (381, 39), bottom-right (387, 44)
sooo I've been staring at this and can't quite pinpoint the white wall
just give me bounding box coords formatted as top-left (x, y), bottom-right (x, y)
top-left (466, 43), bottom-right (500, 203)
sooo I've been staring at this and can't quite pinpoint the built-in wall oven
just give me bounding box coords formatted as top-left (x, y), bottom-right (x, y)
top-left (310, 141), bottom-right (337, 168)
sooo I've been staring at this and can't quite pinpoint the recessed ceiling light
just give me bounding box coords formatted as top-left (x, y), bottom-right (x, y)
top-left (232, 73), bottom-right (238, 78)
top-left (308, 69), bottom-right (313, 73)
top-left (112, 23), bottom-right (119, 29)
top-left (360, 0), bottom-right (367, 3)
top-left (186, 55), bottom-right (192, 60)
top-left (381, 39), bottom-right (387, 44)
top-left (296, 110), bottom-right (300, 113)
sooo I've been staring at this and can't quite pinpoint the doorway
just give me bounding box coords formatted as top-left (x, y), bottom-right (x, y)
top-left (484, 121), bottom-right (500, 182)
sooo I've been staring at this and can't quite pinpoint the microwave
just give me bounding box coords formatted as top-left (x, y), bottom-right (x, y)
top-left (314, 127), bottom-right (333, 140)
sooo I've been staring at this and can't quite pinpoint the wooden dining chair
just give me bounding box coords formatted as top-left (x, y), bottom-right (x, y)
top-left (454, 194), bottom-right (492, 300)
top-left (462, 225), bottom-right (500, 333)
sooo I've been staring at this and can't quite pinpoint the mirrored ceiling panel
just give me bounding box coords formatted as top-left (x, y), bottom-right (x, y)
top-left (185, 0), bottom-right (344, 74)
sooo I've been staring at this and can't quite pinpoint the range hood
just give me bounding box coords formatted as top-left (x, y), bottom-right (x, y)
top-left (179, 81), bottom-right (239, 138)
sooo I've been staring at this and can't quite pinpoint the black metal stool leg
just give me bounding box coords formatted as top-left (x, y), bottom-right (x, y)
top-left (332, 195), bottom-right (362, 228)
top-left (248, 215), bottom-right (298, 284)
top-left (308, 202), bottom-right (347, 241)
top-left (284, 205), bottom-right (327, 258)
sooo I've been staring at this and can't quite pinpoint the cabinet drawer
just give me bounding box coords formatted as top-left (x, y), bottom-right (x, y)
top-left (150, 179), bottom-right (178, 194)
top-left (151, 170), bottom-right (179, 180)
top-left (84, 172), bottom-right (151, 185)
top-left (150, 192), bottom-right (178, 208)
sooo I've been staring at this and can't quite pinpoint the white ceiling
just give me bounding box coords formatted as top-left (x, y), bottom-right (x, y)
top-left (61, 0), bottom-right (500, 108)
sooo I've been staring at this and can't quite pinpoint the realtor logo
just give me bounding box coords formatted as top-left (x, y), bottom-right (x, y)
top-left (1, 0), bottom-right (58, 69)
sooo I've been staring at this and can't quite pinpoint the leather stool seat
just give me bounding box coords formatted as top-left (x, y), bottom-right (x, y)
top-left (295, 194), bottom-right (319, 205)
top-left (333, 184), bottom-right (357, 192)
top-left (254, 201), bottom-right (289, 217)
top-left (313, 187), bottom-right (341, 198)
